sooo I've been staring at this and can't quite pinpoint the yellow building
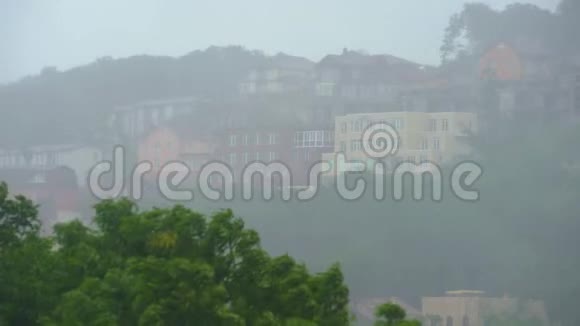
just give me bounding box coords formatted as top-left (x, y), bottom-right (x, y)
top-left (322, 111), bottom-right (477, 173)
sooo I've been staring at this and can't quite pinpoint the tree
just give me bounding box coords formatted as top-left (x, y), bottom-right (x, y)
top-left (441, 2), bottom-right (555, 63)
top-left (556, 0), bottom-right (580, 53)
top-left (0, 182), bottom-right (39, 248)
top-left (374, 302), bottom-right (421, 326)
top-left (0, 182), bottom-right (56, 325)
top-left (0, 191), bottom-right (352, 325)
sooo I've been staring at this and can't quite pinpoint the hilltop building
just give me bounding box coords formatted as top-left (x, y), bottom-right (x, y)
top-left (322, 111), bottom-right (477, 174)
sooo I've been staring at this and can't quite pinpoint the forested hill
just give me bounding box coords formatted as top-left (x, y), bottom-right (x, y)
top-left (0, 46), bottom-right (268, 147)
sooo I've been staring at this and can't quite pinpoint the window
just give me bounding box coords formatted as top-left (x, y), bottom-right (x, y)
top-left (255, 133), bottom-right (261, 145)
top-left (243, 152), bottom-right (250, 164)
top-left (295, 130), bottom-right (332, 148)
top-left (340, 122), bottom-right (347, 133)
top-left (433, 138), bottom-right (441, 150)
top-left (229, 135), bottom-right (237, 147)
top-left (316, 82), bottom-right (335, 96)
top-left (350, 140), bottom-right (362, 152)
top-left (294, 132), bottom-right (303, 146)
top-left (393, 118), bottom-right (404, 129)
top-left (442, 119), bottom-right (449, 131)
top-left (243, 134), bottom-right (249, 146)
top-left (340, 141), bottom-right (347, 152)
top-left (268, 133), bottom-right (278, 145)
top-left (228, 153), bottom-right (237, 165)
top-left (255, 152), bottom-right (261, 161)
top-left (268, 151), bottom-right (277, 161)
top-left (421, 138), bottom-right (429, 150)
top-left (352, 119), bottom-right (364, 132)
top-left (305, 131), bottom-right (314, 147)
top-left (428, 119), bottom-right (437, 131)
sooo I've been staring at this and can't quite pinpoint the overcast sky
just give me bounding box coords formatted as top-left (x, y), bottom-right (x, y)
top-left (1, 0), bottom-right (559, 84)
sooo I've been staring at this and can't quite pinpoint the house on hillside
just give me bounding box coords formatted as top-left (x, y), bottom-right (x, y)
top-left (137, 125), bottom-right (215, 182)
top-left (478, 42), bottom-right (580, 120)
top-left (322, 111), bottom-right (477, 175)
top-left (314, 49), bottom-right (433, 103)
top-left (238, 53), bottom-right (315, 95)
top-left (212, 125), bottom-right (334, 187)
top-left (206, 99), bottom-right (334, 186)
top-left (110, 97), bottom-right (210, 139)
top-left (0, 144), bottom-right (103, 187)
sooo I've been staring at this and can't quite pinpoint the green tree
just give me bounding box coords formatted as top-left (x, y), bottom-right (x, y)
top-left (374, 302), bottom-right (420, 326)
top-left (0, 182), bottom-right (39, 247)
top-left (0, 191), bottom-right (352, 325)
top-left (0, 182), bottom-right (56, 325)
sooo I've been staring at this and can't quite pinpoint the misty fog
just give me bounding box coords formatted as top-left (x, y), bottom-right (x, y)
top-left (1, 1), bottom-right (578, 326)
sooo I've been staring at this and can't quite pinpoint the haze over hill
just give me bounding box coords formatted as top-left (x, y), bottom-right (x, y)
top-left (1, 0), bottom-right (559, 84)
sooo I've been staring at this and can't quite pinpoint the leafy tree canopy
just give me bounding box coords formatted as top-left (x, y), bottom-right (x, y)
top-left (0, 187), bottom-right (351, 326)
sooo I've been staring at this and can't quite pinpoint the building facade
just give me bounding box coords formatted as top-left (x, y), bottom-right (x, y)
top-left (0, 145), bottom-right (104, 186)
top-left (213, 127), bottom-right (334, 186)
top-left (137, 126), bottom-right (215, 181)
top-left (322, 111), bottom-right (477, 174)
top-left (422, 291), bottom-right (549, 326)
top-left (239, 54), bottom-right (315, 95)
top-left (110, 97), bottom-right (204, 139)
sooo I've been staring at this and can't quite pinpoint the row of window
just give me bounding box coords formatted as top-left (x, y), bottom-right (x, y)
top-left (420, 138), bottom-right (442, 150)
top-left (229, 133), bottom-right (279, 147)
top-left (340, 137), bottom-right (442, 152)
top-left (427, 118), bottom-right (450, 132)
top-left (294, 131), bottom-right (333, 148)
top-left (225, 150), bottom-right (328, 166)
top-left (229, 131), bottom-right (335, 148)
top-left (340, 118), bottom-right (404, 133)
top-left (339, 118), bottom-right (454, 133)
top-left (227, 152), bottom-right (279, 165)
top-left (326, 156), bottom-right (441, 172)
top-left (0, 153), bottom-right (62, 168)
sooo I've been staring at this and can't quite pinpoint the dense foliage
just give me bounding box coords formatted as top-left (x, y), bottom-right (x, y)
top-left (441, 0), bottom-right (580, 62)
top-left (0, 187), bottom-right (351, 325)
top-left (373, 303), bottom-right (420, 326)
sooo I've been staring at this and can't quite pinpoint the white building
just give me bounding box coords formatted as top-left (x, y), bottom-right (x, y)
top-left (0, 144), bottom-right (103, 186)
